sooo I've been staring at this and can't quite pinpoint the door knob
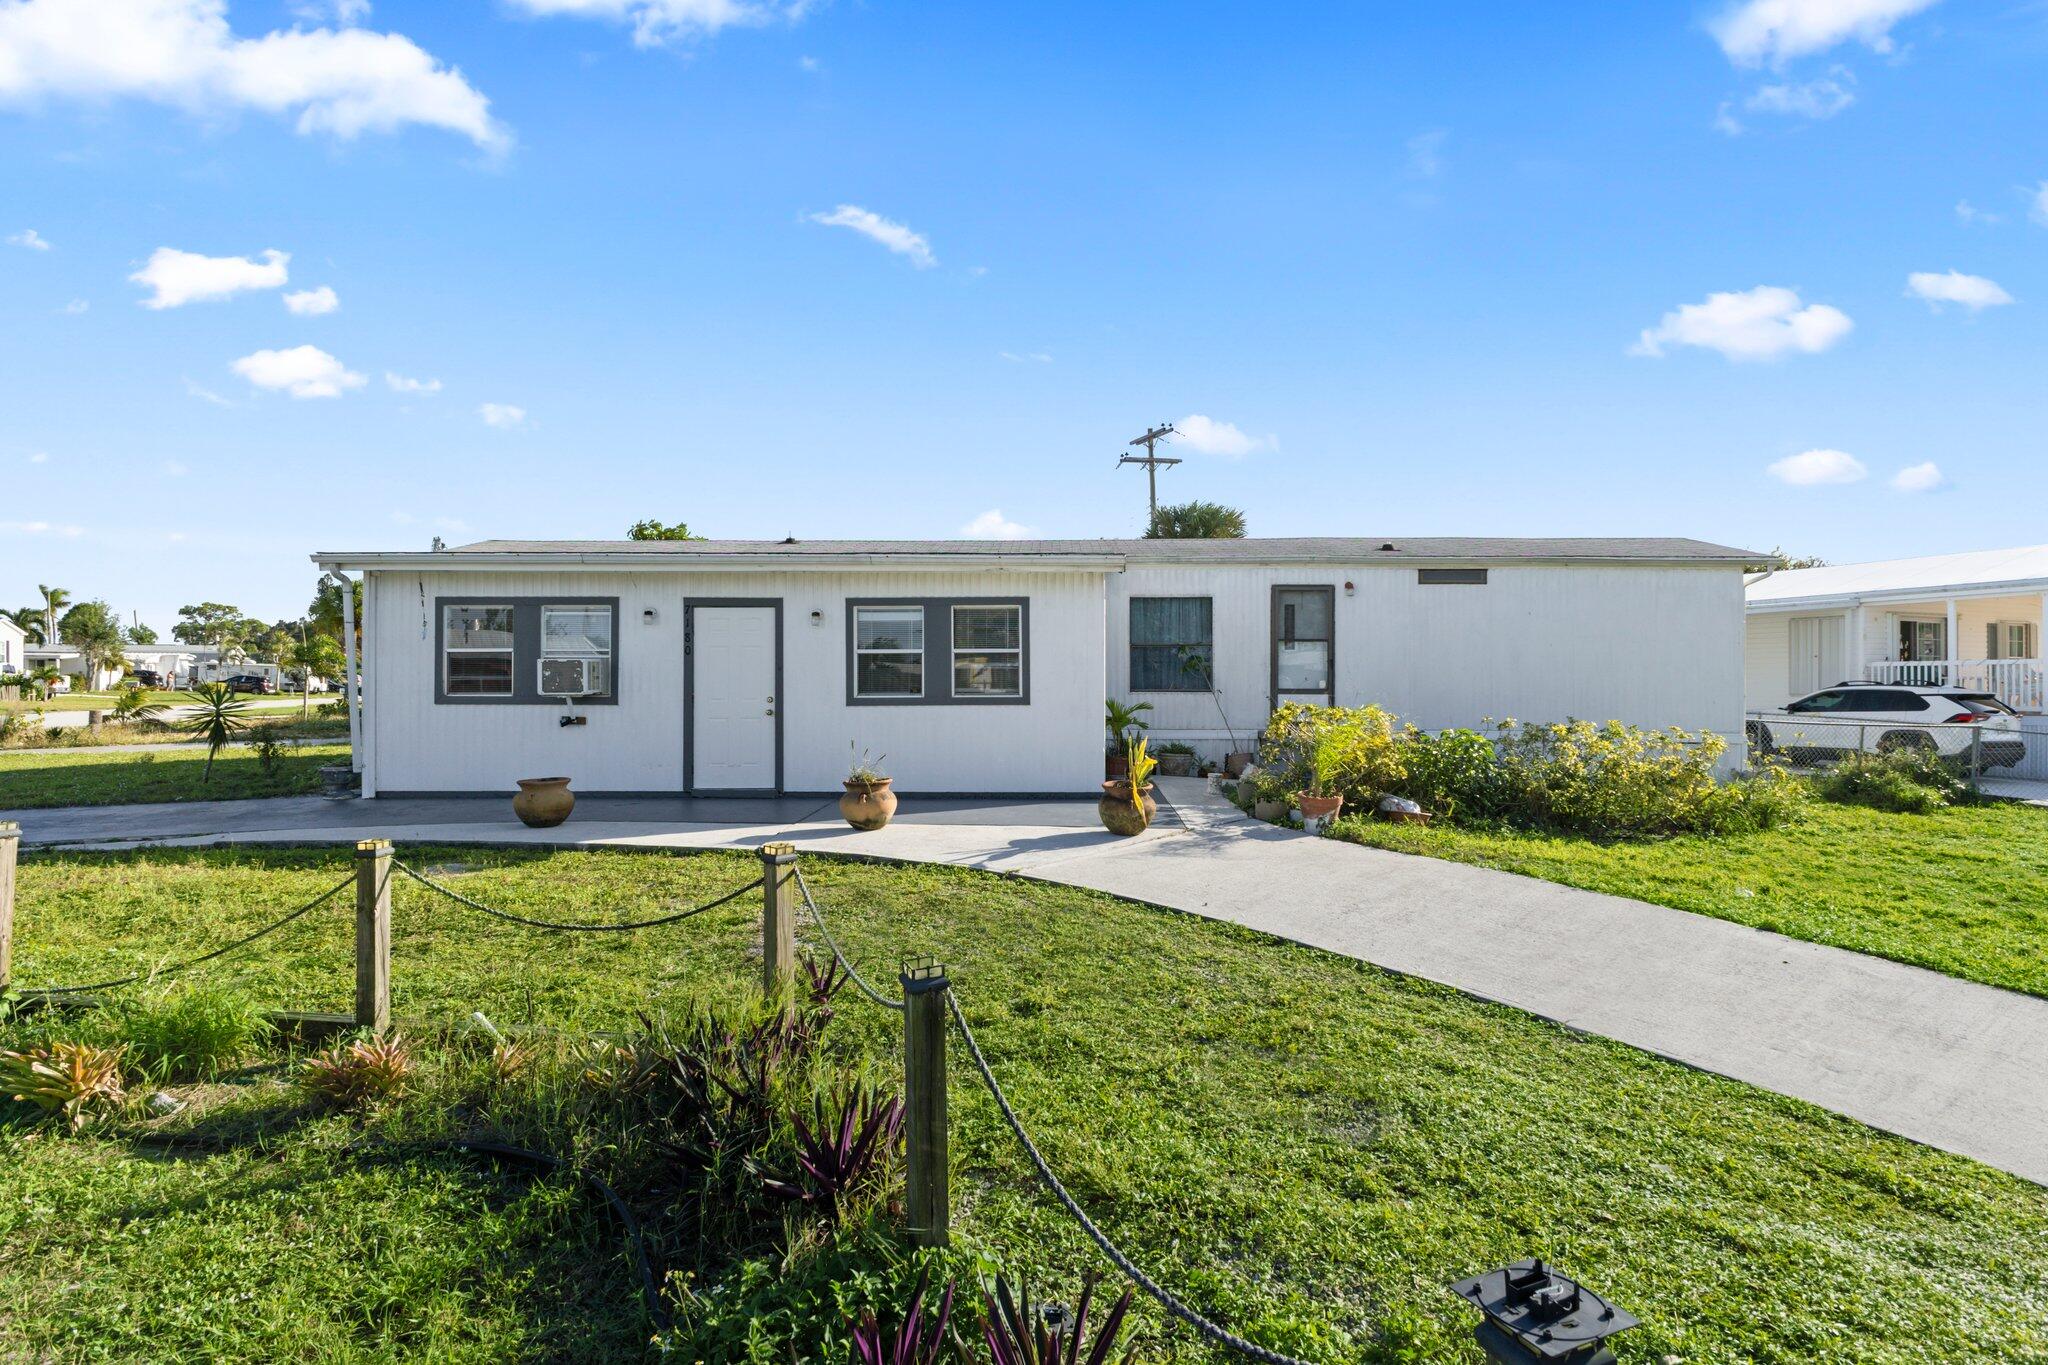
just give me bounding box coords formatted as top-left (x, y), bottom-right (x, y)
top-left (765, 708), bottom-right (776, 716)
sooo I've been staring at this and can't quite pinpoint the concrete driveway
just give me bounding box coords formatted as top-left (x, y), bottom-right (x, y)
top-left (8, 777), bottom-right (2047, 1186)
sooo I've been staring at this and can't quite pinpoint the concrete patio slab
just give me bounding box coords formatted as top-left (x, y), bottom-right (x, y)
top-left (8, 778), bottom-right (2047, 1186)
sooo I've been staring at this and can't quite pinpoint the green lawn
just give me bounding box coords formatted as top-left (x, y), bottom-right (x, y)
top-left (0, 743), bottom-right (349, 809)
top-left (5, 846), bottom-right (2045, 1362)
top-left (2, 713), bottom-right (348, 751)
top-left (1329, 798), bottom-right (2048, 998)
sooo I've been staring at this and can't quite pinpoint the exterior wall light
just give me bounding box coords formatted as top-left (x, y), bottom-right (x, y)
top-left (810, 610), bottom-right (825, 625)
top-left (1448, 1260), bottom-right (1638, 1365)
top-left (642, 608), bottom-right (658, 624)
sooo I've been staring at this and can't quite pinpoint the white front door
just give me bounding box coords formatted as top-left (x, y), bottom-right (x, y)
top-left (690, 605), bottom-right (778, 792)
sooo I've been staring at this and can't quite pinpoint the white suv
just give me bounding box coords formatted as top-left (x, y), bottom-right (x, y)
top-left (1750, 683), bottom-right (2027, 770)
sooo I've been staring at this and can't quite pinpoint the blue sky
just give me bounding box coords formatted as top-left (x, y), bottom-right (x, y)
top-left (2, 0), bottom-right (2044, 631)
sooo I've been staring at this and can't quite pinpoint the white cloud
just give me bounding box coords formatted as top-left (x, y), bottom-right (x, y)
top-left (1906, 269), bottom-right (2012, 310)
top-left (230, 344), bottom-right (365, 398)
top-left (385, 371), bottom-right (441, 394)
top-left (960, 508), bottom-right (1033, 540)
top-left (1711, 0), bottom-right (1939, 66)
top-left (998, 350), bottom-right (1051, 363)
top-left (183, 377), bottom-right (234, 406)
top-left (478, 402), bottom-right (527, 428)
top-left (283, 284), bottom-right (338, 315)
top-left (1713, 101), bottom-right (1745, 135)
top-left (0, 0), bottom-right (507, 152)
top-left (1955, 199), bottom-right (2001, 226)
top-left (130, 246), bottom-right (288, 308)
top-left (1406, 128), bottom-right (1447, 178)
top-left (58, 297), bottom-right (87, 313)
top-left (1745, 72), bottom-right (1855, 119)
top-left (1768, 448), bottom-right (1868, 486)
top-left (1632, 285), bottom-right (1852, 361)
top-left (505, 0), bottom-right (805, 48)
top-left (163, 459), bottom-right (188, 476)
top-left (1172, 414), bottom-right (1278, 458)
top-left (291, 0), bottom-right (371, 23)
top-left (1892, 460), bottom-right (1944, 492)
top-left (1, 519), bottom-right (84, 536)
top-left (798, 54), bottom-right (819, 72)
top-left (6, 227), bottom-right (49, 250)
top-left (2033, 182), bottom-right (2048, 228)
top-left (28, 451), bottom-right (49, 463)
top-left (807, 204), bottom-right (935, 268)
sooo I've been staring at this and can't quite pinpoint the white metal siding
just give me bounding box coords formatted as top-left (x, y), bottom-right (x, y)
top-left (364, 569), bottom-right (1103, 794)
top-left (1110, 564), bottom-right (1746, 752)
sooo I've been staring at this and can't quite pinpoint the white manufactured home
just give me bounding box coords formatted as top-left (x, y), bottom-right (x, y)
top-left (312, 537), bottom-right (1757, 797)
top-left (1746, 545), bottom-right (2048, 713)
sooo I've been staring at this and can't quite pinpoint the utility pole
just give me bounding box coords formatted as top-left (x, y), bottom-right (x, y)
top-left (1117, 422), bottom-right (1181, 527)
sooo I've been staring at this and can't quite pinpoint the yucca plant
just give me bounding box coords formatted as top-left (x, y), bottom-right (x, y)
top-left (761, 1079), bottom-right (904, 1223)
top-left (177, 681), bottom-right (250, 781)
top-left (0, 1041), bottom-right (127, 1131)
top-left (984, 1273), bottom-right (1138, 1365)
top-left (851, 1264), bottom-right (954, 1365)
top-left (299, 1034), bottom-right (414, 1109)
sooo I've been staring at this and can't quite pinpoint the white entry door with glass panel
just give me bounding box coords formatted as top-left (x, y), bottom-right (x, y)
top-left (1272, 586), bottom-right (1334, 709)
top-left (689, 605), bottom-right (778, 793)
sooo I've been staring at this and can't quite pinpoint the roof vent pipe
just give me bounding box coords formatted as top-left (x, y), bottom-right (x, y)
top-left (1379, 542), bottom-right (1397, 552)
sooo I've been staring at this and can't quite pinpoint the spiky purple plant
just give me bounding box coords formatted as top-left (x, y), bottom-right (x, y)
top-left (984, 1273), bottom-right (1136, 1365)
top-left (851, 1264), bottom-right (955, 1365)
top-left (761, 1079), bottom-right (905, 1222)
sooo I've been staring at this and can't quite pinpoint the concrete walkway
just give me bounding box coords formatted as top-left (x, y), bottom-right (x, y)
top-left (9, 779), bottom-right (2047, 1185)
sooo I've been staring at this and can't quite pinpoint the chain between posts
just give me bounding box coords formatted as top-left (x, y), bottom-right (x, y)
top-left (393, 860), bottom-right (762, 932)
top-left (791, 865), bottom-right (905, 1011)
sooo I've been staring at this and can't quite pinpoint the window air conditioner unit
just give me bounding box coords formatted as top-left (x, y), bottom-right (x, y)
top-left (538, 656), bottom-right (608, 698)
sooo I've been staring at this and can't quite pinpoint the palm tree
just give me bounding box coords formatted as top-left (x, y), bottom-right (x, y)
top-left (178, 682), bottom-right (250, 781)
top-left (26, 664), bottom-right (61, 701)
top-left (1144, 501), bottom-right (1247, 539)
top-left (2, 608), bottom-right (43, 646)
top-left (37, 585), bottom-right (70, 645)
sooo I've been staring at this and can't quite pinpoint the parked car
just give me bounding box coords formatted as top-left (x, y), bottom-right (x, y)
top-left (1749, 682), bottom-right (2027, 770)
top-left (133, 669), bottom-right (164, 689)
top-left (223, 673), bottom-right (277, 695)
top-left (282, 674), bottom-right (331, 694)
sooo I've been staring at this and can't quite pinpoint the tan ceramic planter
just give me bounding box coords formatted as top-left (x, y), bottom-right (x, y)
top-left (513, 777), bottom-right (575, 828)
top-left (1098, 781), bottom-right (1157, 836)
top-left (840, 777), bottom-right (898, 831)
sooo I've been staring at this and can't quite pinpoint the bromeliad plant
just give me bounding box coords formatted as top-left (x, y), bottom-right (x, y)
top-left (298, 1034), bottom-right (415, 1110)
top-left (761, 1079), bottom-right (905, 1224)
top-left (984, 1273), bottom-right (1138, 1365)
top-left (0, 1041), bottom-right (127, 1131)
top-left (851, 1264), bottom-right (955, 1365)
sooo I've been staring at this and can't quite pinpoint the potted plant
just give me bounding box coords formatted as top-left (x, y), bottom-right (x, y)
top-left (1154, 740), bottom-right (1198, 777)
top-left (1104, 698), bottom-right (1151, 779)
top-left (512, 776), bottom-right (575, 828)
top-left (1296, 737), bottom-right (1345, 825)
top-left (1098, 735), bottom-right (1158, 836)
top-left (840, 745), bottom-right (896, 831)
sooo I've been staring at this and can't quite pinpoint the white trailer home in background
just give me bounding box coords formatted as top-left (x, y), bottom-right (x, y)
top-left (1746, 546), bottom-right (2048, 713)
top-left (313, 536), bottom-right (1759, 798)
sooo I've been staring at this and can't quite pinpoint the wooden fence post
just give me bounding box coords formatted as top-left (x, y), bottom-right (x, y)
top-left (0, 821), bottom-right (17, 994)
top-left (354, 839), bottom-right (391, 1033)
top-left (759, 841), bottom-right (798, 997)
top-left (902, 961), bottom-right (951, 1247)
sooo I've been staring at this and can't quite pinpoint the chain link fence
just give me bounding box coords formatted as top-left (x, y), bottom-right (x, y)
top-left (1745, 711), bottom-right (2041, 784)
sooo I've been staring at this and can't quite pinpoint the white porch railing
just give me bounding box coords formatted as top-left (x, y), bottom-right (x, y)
top-left (1867, 658), bottom-right (2045, 712)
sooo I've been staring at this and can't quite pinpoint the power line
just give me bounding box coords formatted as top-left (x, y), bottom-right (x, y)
top-left (1116, 422), bottom-right (1181, 524)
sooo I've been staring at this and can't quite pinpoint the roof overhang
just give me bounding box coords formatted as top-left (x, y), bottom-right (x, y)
top-left (312, 550), bottom-right (1128, 573)
top-left (1747, 577), bottom-right (2048, 613)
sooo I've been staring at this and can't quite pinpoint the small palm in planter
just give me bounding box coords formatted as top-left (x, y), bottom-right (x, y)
top-left (1104, 698), bottom-right (1151, 779)
top-left (1296, 735), bottom-right (1346, 823)
top-left (840, 745), bottom-right (897, 831)
top-left (1099, 735), bottom-right (1158, 836)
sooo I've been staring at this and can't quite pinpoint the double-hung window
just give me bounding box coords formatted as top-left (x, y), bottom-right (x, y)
top-left (443, 604), bottom-right (514, 696)
top-left (1988, 622), bottom-right (2038, 660)
top-left (952, 604), bottom-right (1023, 698)
top-left (540, 605), bottom-right (614, 699)
top-left (854, 606), bottom-right (925, 698)
top-left (1129, 597), bottom-right (1213, 691)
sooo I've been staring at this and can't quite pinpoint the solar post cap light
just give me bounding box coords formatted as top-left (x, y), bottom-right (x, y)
top-left (1447, 1260), bottom-right (1639, 1365)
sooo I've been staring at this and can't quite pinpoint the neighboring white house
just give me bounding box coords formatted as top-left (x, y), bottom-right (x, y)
top-left (22, 643), bottom-right (124, 692)
top-left (0, 613), bottom-right (24, 676)
top-left (1746, 545), bottom-right (2048, 713)
top-left (313, 536), bottom-right (1759, 798)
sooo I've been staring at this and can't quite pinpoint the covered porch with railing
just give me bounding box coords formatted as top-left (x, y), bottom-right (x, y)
top-left (1859, 590), bottom-right (2046, 712)
top-left (1868, 657), bottom-right (2045, 712)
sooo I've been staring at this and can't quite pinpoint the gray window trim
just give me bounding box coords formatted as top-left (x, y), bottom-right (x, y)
top-left (1128, 595), bottom-right (1215, 693)
top-left (845, 597), bottom-right (1030, 706)
top-left (1270, 584), bottom-right (1335, 710)
top-left (1418, 568), bottom-right (1488, 585)
top-left (434, 596), bottom-right (621, 706)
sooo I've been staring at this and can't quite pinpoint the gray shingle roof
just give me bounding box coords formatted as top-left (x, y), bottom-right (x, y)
top-left (446, 536), bottom-right (1761, 563)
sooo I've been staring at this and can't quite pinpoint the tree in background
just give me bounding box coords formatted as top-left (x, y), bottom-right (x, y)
top-left (173, 602), bottom-right (257, 659)
top-left (58, 600), bottom-right (127, 687)
top-left (178, 682), bottom-right (249, 782)
top-left (1747, 549), bottom-right (1828, 573)
top-left (1144, 501), bottom-right (1247, 539)
top-left (308, 578), bottom-right (363, 647)
top-left (627, 519), bottom-right (706, 541)
top-left (4, 608), bottom-right (45, 646)
top-left (37, 584), bottom-right (69, 644)
top-left (126, 621), bottom-right (159, 645)
top-left (282, 633), bottom-right (345, 718)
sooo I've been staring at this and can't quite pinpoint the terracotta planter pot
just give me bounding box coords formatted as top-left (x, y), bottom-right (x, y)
top-left (512, 776), bottom-right (575, 828)
top-left (840, 777), bottom-right (898, 831)
top-left (1297, 792), bottom-right (1344, 821)
top-left (1224, 751), bottom-right (1254, 778)
top-left (1105, 753), bottom-right (1129, 780)
top-left (1098, 781), bottom-right (1157, 836)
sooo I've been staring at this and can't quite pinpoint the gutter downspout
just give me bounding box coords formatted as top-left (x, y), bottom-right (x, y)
top-left (330, 571), bottom-right (362, 776)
